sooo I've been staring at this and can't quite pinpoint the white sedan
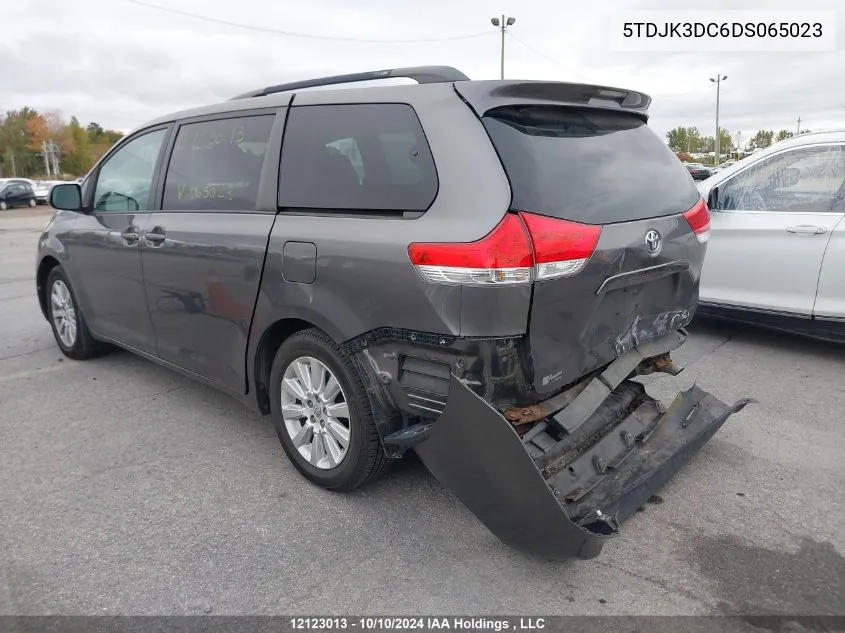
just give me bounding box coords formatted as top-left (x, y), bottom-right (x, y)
top-left (696, 131), bottom-right (845, 341)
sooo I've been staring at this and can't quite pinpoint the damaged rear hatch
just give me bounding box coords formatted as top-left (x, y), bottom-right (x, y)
top-left (469, 87), bottom-right (710, 395)
top-left (407, 83), bottom-right (750, 559)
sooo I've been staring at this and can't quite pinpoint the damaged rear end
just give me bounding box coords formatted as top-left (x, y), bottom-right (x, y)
top-left (369, 81), bottom-right (752, 559)
top-left (413, 332), bottom-right (752, 559)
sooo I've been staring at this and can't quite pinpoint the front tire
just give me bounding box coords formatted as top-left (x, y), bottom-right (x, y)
top-left (28, 198), bottom-right (36, 207)
top-left (46, 266), bottom-right (107, 360)
top-left (0, 201), bottom-right (7, 211)
top-left (269, 328), bottom-right (390, 491)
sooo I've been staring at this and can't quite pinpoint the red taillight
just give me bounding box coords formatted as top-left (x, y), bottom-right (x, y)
top-left (683, 197), bottom-right (710, 244)
top-left (518, 212), bottom-right (602, 280)
top-left (407, 214), bottom-right (533, 285)
top-left (408, 212), bottom-right (602, 285)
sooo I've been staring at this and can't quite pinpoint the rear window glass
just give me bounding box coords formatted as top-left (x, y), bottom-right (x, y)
top-left (482, 106), bottom-right (700, 224)
top-left (279, 104), bottom-right (437, 212)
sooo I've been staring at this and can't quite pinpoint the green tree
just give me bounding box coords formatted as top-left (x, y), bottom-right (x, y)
top-left (717, 127), bottom-right (732, 157)
top-left (0, 108), bottom-right (43, 176)
top-left (748, 130), bottom-right (774, 150)
top-left (775, 129), bottom-right (793, 142)
top-left (86, 122), bottom-right (105, 141)
top-left (666, 127), bottom-right (688, 152)
top-left (63, 116), bottom-right (92, 176)
top-left (666, 126), bottom-right (703, 153)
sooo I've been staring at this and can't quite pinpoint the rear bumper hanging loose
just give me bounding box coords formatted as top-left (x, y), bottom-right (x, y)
top-left (413, 339), bottom-right (753, 560)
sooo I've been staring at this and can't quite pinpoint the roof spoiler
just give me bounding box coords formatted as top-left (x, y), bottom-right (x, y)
top-left (230, 65), bottom-right (470, 100)
top-left (455, 81), bottom-right (653, 119)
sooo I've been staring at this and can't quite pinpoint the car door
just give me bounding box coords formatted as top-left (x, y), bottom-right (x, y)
top-left (5, 184), bottom-right (20, 206)
top-left (141, 111), bottom-right (280, 392)
top-left (63, 126), bottom-right (170, 352)
top-left (811, 154), bottom-right (845, 320)
top-left (700, 143), bottom-right (845, 315)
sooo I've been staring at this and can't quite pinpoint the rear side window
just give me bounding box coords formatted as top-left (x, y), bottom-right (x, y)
top-left (279, 104), bottom-right (437, 212)
top-left (163, 115), bottom-right (274, 211)
top-left (483, 106), bottom-right (700, 224)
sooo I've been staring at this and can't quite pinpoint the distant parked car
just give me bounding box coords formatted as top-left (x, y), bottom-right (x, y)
top-left (0, 181), bottom-right (37, 209)
top-left (1, 177), bottom-right (36, 189)
top-left (685, 163), bottom-right (712, 180)
top-left (34, 181), bottom-right (54, 205)
top-left (710, 160), bottom-right (737, 175)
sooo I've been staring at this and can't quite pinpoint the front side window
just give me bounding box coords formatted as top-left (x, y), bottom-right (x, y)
top-left (162, 115), bottom-right (274, 211)
top-left (93, 129), bottom-right (167, 213)
top-left (716, 145), bottom-right (845, 213)
top-left (279, 104), bottom-right (438, 212)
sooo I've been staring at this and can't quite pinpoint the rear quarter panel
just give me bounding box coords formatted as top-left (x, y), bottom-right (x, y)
top-left (249, 84), bottom-right (526, 348)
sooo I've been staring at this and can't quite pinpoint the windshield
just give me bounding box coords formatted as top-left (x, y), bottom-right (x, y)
top-left (483, 105), bottom-right (700, 224)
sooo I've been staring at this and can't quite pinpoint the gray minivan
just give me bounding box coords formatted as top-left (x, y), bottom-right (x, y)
top-left (40, 66), bottom-right (750, 559)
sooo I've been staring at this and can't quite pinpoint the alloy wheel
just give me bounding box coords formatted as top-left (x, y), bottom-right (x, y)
top-left (50, 279), bottom-right (77, 348)
top-left (280, 356), bottom-right (351, 469)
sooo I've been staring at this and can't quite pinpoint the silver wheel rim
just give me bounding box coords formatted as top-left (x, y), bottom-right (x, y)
top-left (281, 356), bottom-right (351, 470)
top-left (50, 280), bottom-right (77, 348)
top-left (0, 202), bottom-right (6, 210)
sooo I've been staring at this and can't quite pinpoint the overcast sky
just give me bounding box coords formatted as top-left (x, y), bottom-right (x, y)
top-left (3, 0), bottom-right (844, 145)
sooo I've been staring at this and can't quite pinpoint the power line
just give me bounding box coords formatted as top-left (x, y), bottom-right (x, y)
top-left (650, 85), bottom-right (714, 99)
top-left (126, 0), bottom-right (495, 43)
top-left (508, 35), bottom-right (594, 82)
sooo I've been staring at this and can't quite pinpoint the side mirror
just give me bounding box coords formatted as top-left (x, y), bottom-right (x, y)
top-left (50, 183), bottom-right (82, 211)
top-left (707, 186), bottom-right (719, 210)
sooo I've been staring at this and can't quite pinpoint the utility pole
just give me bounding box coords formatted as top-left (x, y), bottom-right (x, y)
top-left (490, 15), bottom-right (516, 80)
top-left (42, 141), bottom-right (52, 178)
top-left (709, 74), bottom-right (728, 166)
top-left (50, 139), bottom-right (60, 177)
top-left (796, 117), bottom-right (801, 136)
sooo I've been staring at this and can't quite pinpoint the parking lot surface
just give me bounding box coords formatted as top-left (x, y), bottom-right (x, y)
top-left (1, 208), bottom-right (843, 616)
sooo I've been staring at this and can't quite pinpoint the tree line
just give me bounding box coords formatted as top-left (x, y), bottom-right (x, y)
top-left (666, 126), bottom-right (813, 157)
top-left (0, 108), bottom-right (124, 179)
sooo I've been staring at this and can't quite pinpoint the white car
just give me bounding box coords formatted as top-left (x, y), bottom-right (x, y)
top-left (696, 131), bottom-right (845, 340)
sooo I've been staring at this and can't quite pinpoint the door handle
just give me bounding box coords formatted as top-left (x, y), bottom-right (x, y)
top-left (120, 228), bottom-right (140, 242)
top-left (144, 226), bottom-right (166, 245)
top-left (785, 225), bottom-right (827, 235)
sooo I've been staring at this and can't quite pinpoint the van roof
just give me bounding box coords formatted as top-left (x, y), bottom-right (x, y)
top-left (138, 65), bottom-right (653, 133)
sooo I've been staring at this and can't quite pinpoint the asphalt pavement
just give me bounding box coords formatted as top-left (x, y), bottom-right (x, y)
top-left (1, 207), bottom-right (843, 616)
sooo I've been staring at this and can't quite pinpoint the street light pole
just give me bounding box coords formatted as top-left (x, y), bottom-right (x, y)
top-left (710, 74), bottom-right (727, 166)
top-left (490, 15), bottom-right (515, 80)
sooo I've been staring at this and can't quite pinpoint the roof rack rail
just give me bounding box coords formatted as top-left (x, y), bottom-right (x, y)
top-left (230, 65), bottom-right (470, 100)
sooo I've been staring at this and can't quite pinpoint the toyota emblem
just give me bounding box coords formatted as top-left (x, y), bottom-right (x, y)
top-left (645, 229), bottom-right (662, 257)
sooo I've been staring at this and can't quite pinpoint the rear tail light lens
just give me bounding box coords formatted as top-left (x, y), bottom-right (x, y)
top-left (407, 214), bottom-right (533, 285)
top-left (519, 212), bottom-right (602, 280)
top-left (683, 197), bottom-right (710, 244)
top-left (408, 212), bottom-right (602, 285)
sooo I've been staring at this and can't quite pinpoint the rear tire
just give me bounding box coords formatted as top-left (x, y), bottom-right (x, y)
top-left (46, 266), bottom-right (108, 360)
top-left (269, 328), bottom-right (390, 491)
